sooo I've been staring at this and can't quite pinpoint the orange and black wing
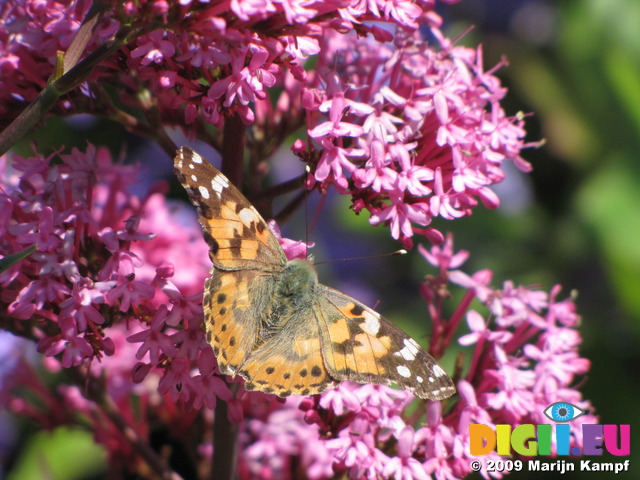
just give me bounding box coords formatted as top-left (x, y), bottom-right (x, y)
top-left (174, 146), bottom-right (286, 271)
top-left (234, 302), bottom-right (337, 397)
top-left (315, 285), bottom-right (456, 401)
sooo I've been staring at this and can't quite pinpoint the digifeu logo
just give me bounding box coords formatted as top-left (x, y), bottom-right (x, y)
top-left (467, 402), bottom-right (631, 475)
top-left (470, 402), bottom-right (630, 456)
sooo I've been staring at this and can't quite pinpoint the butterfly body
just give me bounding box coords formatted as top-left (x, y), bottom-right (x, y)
top-left (257, 258), bottom-right (317, 345)
top-left (175, 146), bottom-right (455, 400)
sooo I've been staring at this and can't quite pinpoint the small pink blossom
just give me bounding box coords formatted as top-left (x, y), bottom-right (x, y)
top-left (127, 305), bottom-right (178, 364)
top-left (131, 30), bottom-right (176, 65)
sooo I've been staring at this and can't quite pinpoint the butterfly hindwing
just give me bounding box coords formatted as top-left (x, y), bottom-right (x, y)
top-left (203, 269), bottom-right (270, 376)
top-left (174, 146), bottom-right (286, 270)
top-left (237, 306), bottom-right (336, 397)
top-left (315, 285), bottom-right (456, 401)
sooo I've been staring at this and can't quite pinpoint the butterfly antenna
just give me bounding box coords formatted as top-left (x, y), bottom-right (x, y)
top-left (314, 249), bottom-right (407, 266)
top-left (304, 165), bottom-right (310, 259)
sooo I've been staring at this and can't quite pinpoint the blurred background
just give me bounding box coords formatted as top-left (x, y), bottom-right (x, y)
top-left (4, 0), bottom-right (639, 478)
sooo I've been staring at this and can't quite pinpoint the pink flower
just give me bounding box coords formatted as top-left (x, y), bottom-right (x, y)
top-left (208, 44), bottom-right (277, 108)
top-left (318, 383), bottom-right (362, 416)
top-left (383, 426), bottom-right (430, 480)
top-left (309, 93), bottom-right (367, 140)
top-left (127, 305), bottom-right (177, 364)
top-left (131, 30), bottom-right (176, 65)
top-left (267, 219), bottom-right (314, 260)
top-left (325, 413), bottom-right (386, 479)
top-left (107, 276), bottom-right (156, 312)
top-left (458, 310), bottom-right (512, 346)
top-left (370, 194), bottom-right (430, 242)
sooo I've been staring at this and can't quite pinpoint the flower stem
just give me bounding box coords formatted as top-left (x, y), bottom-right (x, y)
top-left (0, 15), bottom-right (140, 155)
top-left (212, 397), bottom-right (239, 480)
top-left (221, 114), bottom-right (245, 188)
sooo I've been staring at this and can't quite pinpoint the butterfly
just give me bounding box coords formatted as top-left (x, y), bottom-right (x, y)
top-left (173, 146), bottom-right (456, 401)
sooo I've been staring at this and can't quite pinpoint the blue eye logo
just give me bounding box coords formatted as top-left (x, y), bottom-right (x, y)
top-left (543, 402), bottom-right (585, 422)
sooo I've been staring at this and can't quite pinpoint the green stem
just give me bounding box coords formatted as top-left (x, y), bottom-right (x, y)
top-left (0, 24), bottom-right (139, 155)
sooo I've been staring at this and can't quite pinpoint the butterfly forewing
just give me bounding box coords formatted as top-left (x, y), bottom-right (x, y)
top-left (315, 285), bottom-right (456, 401)
top-left (174, 146), bottom-right (286, 270)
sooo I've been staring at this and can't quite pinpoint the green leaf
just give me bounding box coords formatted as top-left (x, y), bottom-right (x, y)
top-left (7, 426), bottom-right (106, 480)
top-left (0, 245), bottom-right (37, 273)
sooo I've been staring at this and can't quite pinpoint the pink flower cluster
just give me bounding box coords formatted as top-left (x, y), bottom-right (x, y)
top-left (299, 31), bottom-right (534, 247)
top-left (1, 0), bottom-right (531, 246)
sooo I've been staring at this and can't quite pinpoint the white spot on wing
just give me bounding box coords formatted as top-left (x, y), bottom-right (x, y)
top-left (360, 311), bottom-right (380, 336)
top-left (432, 365), bottom-right (446, 377)
top-left (191, 174), bottom-right (198, 182)
top-left (191, 152), bottom-right (203, 164)
top-left (396, 338), bottom-right (420, 361)
top-left (416, 376), bottom-right (424, 383)
top-left (406, 338), bottom-right (420, 353)
top-left (211, 174), bottom-right (230, 198)
top-left (438, 386), bottom-right (454, 396)
top-left (396, 365), bottom-right (411, 378)
top-left (238, 207), bottom-right (260, 226)
top-left (198, 186), bottom-right (210, 199)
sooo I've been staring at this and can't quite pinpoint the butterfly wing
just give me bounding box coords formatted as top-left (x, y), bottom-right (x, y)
top-left (236, 305), bottom-right (337, 397)
top-left (174, 146), bottom-right (287, 270)
top-left (315, 285), bottom-right (456, 401)
top-left (203, 269), bottom-right (277, 376)
top-left (174, 146), bottom-right (288, 378)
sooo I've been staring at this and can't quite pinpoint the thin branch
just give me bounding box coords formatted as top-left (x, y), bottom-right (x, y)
top-left (0, 23), bottom-right (139, 155)
top-left (220, 114), bottom-right (245, 188)
top-left (251, 173), bottom-right (306, 201)
top-left (212, 391), bottom-right (239, 480)
top-left (210, 115), bottom-right (244, 480)
top-left (273, 190), bottom-right (307, 224)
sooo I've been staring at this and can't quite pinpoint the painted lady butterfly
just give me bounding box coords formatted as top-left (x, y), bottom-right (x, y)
top-left (174, 146), bottom-right (456, 400)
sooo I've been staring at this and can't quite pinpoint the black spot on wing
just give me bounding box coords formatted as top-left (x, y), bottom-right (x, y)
top-left (203, 231), bottom-right (219, 255)
top-left (229, 237), bottom-right (242, 257)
